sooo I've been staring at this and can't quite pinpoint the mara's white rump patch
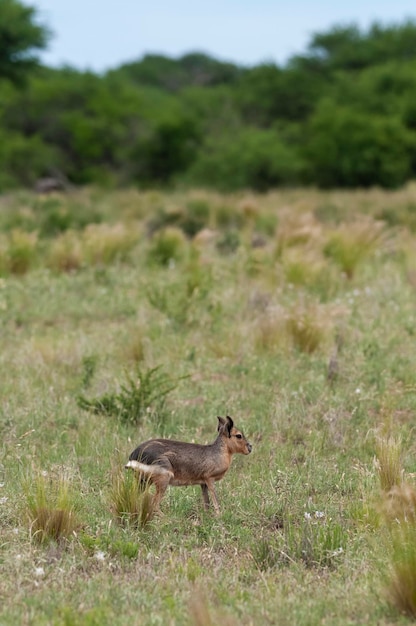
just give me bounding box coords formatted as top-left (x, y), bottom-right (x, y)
top-left (125, 460), bottom-right (173, 478)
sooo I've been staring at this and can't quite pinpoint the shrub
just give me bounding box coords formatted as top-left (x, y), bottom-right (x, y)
top-left (305, 102), bottom-right (412, 189)
top-left (78, 365), bottom-right (181, 425)
top-left (216, 229), bottom-right (240, 255)
top-left (36, 197), bottom-right (103, 237)
top-left (0, 131), bottom-right (60, 191)
top-left (180, 200), bottom-right (211, 237)
top-left (147, 226), bottom-right (188, 266)
top-left (186, 127), bottom-right (304, 191)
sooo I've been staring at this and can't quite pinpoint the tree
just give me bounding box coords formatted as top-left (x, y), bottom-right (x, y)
top-left (305, 101), bottom-right (413, 188)
top-left (0, 0), bottom-right (50, 84)
top-left (291, 21), bottom-right (416, 75)
top-left (186, 127), bottom-right (304, 191)
top-left (108, 52), bottom-right (242, 93)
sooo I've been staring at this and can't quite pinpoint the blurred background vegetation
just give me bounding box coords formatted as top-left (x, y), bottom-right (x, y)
top-left (2, 0), bottom-right (416, 192)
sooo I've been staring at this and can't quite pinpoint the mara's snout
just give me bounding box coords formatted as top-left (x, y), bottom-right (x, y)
top-left (246, 442), bottom-right (253, 454)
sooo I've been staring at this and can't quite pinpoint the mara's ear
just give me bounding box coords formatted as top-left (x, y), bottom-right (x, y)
top-left (217, 416), bottom-right (226, 431)
top-left (225, 415), bottom-right (234, 436)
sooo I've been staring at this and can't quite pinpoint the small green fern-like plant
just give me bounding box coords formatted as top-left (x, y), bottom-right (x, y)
top-left (78, 365), bottom-right (183, 425)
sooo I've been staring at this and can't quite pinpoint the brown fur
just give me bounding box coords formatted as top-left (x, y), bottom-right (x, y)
top-left (125, 416), bottom-right (252, 513)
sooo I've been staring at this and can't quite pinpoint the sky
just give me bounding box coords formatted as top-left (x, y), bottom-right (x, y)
top-left (33, 0), bottom-right (416, 72)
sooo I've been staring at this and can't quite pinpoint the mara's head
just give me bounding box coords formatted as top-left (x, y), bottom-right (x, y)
top-left (217, 415), bottom-right (252, 455)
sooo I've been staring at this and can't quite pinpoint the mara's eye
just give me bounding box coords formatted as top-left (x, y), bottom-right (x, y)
top-left (236, 433), bottom-right (242, 439)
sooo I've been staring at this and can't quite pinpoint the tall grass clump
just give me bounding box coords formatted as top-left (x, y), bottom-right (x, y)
top-left (253, 308), bottom-right (289, 354)
top-left (286, 301), bottom-right (332, 354)
top-left (47, 229), bottom-right (83, 272)
top-left (83, 222), bottom-right (139, 265)
top-left (275, 210), bottom-right (322, 256)
top-left (375, 434), bottom-right (403, 492)
top-left (323, 218), bottom-right (385, 279)
top-left (189, 589), bottom-right (238, 626)
top-left (282, 246), bottom-right (337, 298)
top-left (387, 519), bottom-right (416, 617)
top-left (380, 484), bottom-right (416, 618)
top-left (375, 434), bottom-right (416, 617)
top-left (109, 467), bottom-right (154, 528)
top-left (252, 515), bottom-right (347, 570)
top-left (0, 229), bottom-right (38, 275)
top-left (285, 516), bottom-right (347, 568)
top-left (147, 226), bottom-right (188, 266)
top-left (25, 471), bottom-right (80, 544)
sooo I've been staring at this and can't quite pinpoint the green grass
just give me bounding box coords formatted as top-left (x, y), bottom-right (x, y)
top-left (1, 185), bottom-right (416, 624)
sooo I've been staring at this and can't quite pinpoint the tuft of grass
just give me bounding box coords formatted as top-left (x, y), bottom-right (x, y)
top-left (83, 222), bottom-right (139, 265)
top-left (285, 517), bottom-right (347, 568)
top-left (385, 513), bottom-right (416, 617)
top-left (189, 589), bottom-right (238, 626)
top-left (47, 230), bottom-right (83, 272)
top-left (253, 516), bottom-right (347, 570)
top-left (323, 218), bottom-right (385, 279)
top-left (24, 471), bottom-right (80, 544)
top-left (109, 467), bottom-right (154, 528)
top-left (375, 435), bottom-right (403, 492)
top-left (0, 229), bottom-right (38, 275)
top-left (147, 226), bottom-right (188, 266)
top-left (253, 309), bottom-right (289, 353)
top-left (286, 301), bottom-right (331, 354)
top-left (382, 483), bottom-right (416, 524)
top-left (275, 210), bottom-right (322, 256)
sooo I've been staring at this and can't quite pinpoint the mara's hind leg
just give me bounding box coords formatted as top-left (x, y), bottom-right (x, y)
top-left (150, 466), bottom-right (174, 511)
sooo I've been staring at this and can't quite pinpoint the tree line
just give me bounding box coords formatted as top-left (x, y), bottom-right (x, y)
top-left (1, 0), bottom-right (416, 191)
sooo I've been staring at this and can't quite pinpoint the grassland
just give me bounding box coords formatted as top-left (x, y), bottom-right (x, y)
top-left (1, 185), bottom-right (416, 625)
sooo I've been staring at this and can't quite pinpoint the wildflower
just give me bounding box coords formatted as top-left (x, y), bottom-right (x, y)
top-left (304, 512), bottom-right (312, 520)
top-left (0, 496), bottom-right (8, 504)
top-left (315, 511), bottom-right (325, 519)
top-left (355, 388), bottom-right (361, 394)
top-left (94, 551), bottom-right (106, 561)
top-left (34, 567), bottom-right (45, 578)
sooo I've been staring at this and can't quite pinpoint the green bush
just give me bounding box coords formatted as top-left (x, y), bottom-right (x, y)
top-left (186, 128), bottom-right (304, 191)
top-left (305, 101), bottom-right (413, 188)
top-left (0, 130), bottom-right (60, 190)
top-left (78, 365), bottom-right (182, 425)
